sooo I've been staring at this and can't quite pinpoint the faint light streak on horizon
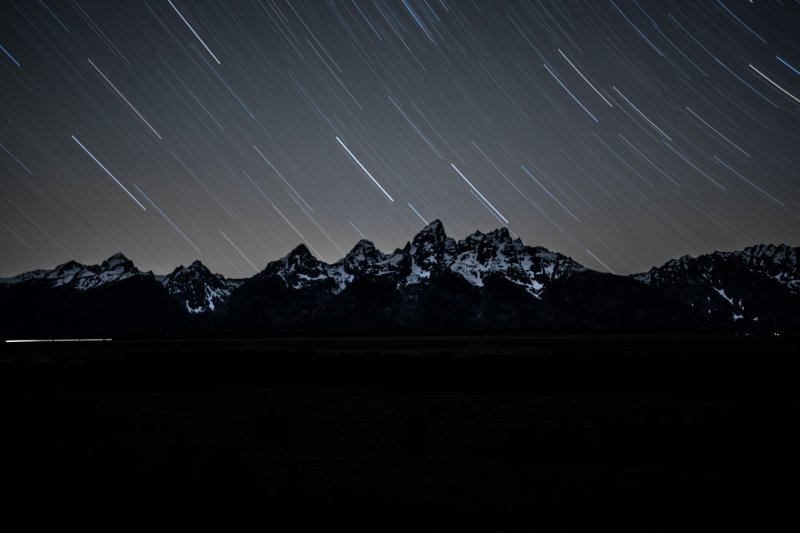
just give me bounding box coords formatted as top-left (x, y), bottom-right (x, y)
top-left (71, 135), bottom-right (147, 211)
top-left (4, 338), bottom-right (111, 343)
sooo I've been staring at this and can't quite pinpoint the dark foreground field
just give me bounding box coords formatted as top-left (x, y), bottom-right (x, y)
top-left (2, 336), bottom-right (799, 530)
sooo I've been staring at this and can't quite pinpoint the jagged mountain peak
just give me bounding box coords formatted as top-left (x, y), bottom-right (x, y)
top-left (347, 239), bottom-right (378, 256)
top-left (100, 252), bottom-right (137, 272)
top-left (418, 219), bottom-right (445, 236)
top-left (409, 219), bottom-right (456, 264)
top-left (3, 231), bottom-right (799, 334)
top-left (409, 219), bottom-right (452, 250)
top-left (739, 243), bottom-right (799, 270)
top-left (55, 259), bottom-right (85, 272)
top-left (742, 243), bottom-right (793, 256)
top-left (486, 227), bottom-right (513, 244)
top-left (633, 243), bottom-right (800, 330)
top-left (166, 260), bottom-right (213, 279)
top-left (343, 239), bottom-right (383, 270)
top-left (283, 243), bottom-right (318, 264)
top-left (162, 259), bottom-right (237, 315)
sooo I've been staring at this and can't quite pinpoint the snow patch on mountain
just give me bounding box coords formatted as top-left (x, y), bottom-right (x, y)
top-left (0, 253), bottom-right (146, 291)
top-left (633, 243), bottom-right (800, 324)
top-left (161, 260), bottom-right (240, 314)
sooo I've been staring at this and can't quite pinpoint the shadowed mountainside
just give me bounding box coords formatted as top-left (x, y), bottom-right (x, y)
top-left (1, 221), bottom-right (797, 338)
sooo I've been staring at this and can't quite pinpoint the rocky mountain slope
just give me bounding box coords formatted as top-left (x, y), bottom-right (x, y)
top-left (1, 221), bottom-right (796, 337)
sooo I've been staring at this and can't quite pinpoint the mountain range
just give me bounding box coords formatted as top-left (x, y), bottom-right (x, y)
top-left (1, 220), bottom-right (798, 338)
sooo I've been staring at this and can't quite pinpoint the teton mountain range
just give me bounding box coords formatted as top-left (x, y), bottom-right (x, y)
top-left (1, 220), bottom-right (798, 338)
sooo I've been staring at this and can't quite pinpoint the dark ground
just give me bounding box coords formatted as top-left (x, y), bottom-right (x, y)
top-left (1, 335), bottom-right (798, 530)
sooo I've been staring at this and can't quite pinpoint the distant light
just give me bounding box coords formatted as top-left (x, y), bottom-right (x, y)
top-left (4, 338), bottom-right (112, 343)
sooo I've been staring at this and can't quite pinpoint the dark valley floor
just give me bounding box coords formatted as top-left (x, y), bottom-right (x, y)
top-left (2, 336), bottom-right (798, 530)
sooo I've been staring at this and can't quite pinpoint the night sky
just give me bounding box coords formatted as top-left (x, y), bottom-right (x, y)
top-left (1, 1), bottom-right (799, 278)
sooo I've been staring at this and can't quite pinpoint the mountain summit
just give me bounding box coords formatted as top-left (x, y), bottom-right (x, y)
top-left (1, 223), bottom-right (798, 337)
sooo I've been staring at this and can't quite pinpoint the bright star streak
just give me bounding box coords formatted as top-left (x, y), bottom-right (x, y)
top-left (0, 43), bottom-right (21, 67)
top-left (219, 230), bottom-right (258, 272)
top-left (612, 86), bottom-right (672, 141)
top-left (715, 0), bottom-right (767, 44)
top-left (133, 184), bottom-right (201, 254)
top-left (450, 163), bottom-right (509, 224)
top-left (71, 135), bottom-right (147, 211)
top-left (87, 58), bottom-right (162, 139)
top-left (543, 63), bottom-right (599, 122)
top-left (407, 202), bottom-right (428, 225)
top-left (348, 220), bottom-right (367, 240)
top-left (558, 49), bottom-right (613, 107)
top-left (585, 248), bottom-right (615, 274)
top-left (748, 64), bottom-right (800, 105)
top-left (776, 56), bottom-right (800, 77)
top-left (168, 0), bottom-right (221, 64)
top-left (336, 137), bottom-right (395, 202)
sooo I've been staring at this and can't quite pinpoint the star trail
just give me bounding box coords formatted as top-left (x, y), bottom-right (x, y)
top-left (1, 1), bottom-right (798, 277)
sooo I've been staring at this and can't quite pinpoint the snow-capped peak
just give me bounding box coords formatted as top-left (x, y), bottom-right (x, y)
top-left (0, 253), bottom-right (148, 291)
top-left (162, 260), bottom-right (240, 314)
top-left (343, 239), bottom-right (383, 272)
top-left (446, 228), bottom-right (583, 297)
top-left (634, 244), bottom-right (800, 294)
top-left (632, 243), bottom-right (800, 326)
top-left (100, 252), bottom-right (136, 272)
